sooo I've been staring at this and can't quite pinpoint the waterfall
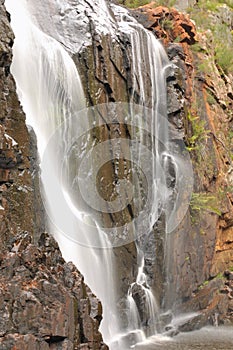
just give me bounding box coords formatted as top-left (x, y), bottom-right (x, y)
top-left (5, 0), bottom-right (86, 155)
top-left (6, 0), bottom-right (192, 349)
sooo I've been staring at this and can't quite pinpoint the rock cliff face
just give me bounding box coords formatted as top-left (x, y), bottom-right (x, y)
top-left (0, 0), bottom-right (35, 249)
top-left (38, 0), bottom-right (233, 331)
top-left (1, 0), bottom-right (233, 346)
top-left (130, 1), bottom-right (233, 325)
top-left (0, 232), bottom-right (108, 350)
top-left (0, 1), bottom-right (108, 348)
top-left (75, 0), bottom-right (233, 328)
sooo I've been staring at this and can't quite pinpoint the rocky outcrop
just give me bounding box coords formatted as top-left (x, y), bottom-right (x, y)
top-left (0, 0), bottom-right (35, 249)
top-left (0, 232), bottom-right (107, 350)
top-left (184, 4), bottom-right (233, 324)
top-left (120, 3), bottom-right (233, 330)
top-left (131, 1), bottom-right (233, 325)
top-left (131, 4), bottom-right (196, 45)
top-left (0, 1), bottom-right (108, 348)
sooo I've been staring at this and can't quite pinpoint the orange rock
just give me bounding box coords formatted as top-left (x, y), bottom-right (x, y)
top-left (132, 5), bottom-right (197, 45)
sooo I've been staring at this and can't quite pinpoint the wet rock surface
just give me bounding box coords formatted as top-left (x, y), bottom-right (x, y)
top-left (0, 0), bottom-right (35, 248)
top-left (0, 1), bottom-right (108, 349)
top-left (75, 0), bottom-right (233, 333)
top-left (126, 1), bottom-right (233, 331)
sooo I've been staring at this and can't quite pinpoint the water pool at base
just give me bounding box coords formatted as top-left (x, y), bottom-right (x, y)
top-left (134, 327), bottom-right (233, 350)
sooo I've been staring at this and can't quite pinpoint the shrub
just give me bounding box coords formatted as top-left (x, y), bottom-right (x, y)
top-left (119, 0), bottom-right (151, 8)
top-left (190, 192), bottom-right (222, 216)
top-left (186, 112), bottom-right (210, 151)
top-left (116, 0), bottom-right (176, 9)
top-left (215, 45), bottom-right (233, 74)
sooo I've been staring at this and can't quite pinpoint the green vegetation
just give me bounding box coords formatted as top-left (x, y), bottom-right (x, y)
top-left (160, 18), bottom-right (173, 30)
top-left (174, 35), bottom-right (182, 43)
top-left (218, 185), bottom-right (233, 201)
top-left (200, 228), bottom-right (206, 235)
top-left (198, 279), bottom-right (209, 290)
top-left (190, 0), bottom-right (233, 11)
top-left (197, 61), bottom-right (214, 75)
top-left (198, 272), bottom-right (225, 290)
top-left (228, 130), bottom-right (233, 158)
top-left (118, 0), bottom-right (151, 8)
top-left (191, 42), bottom-right (204, 53)
top-left (218, 0), bottom-right (233, 8)
top-left (156, 0), bottom-right (176, 7)
top-left (188, 2), bottom-right (233, 74)
top-left (206, 91), bottom-right (216, 105)
top-left (190, 192), bottom-right (222, 216)
top-left (213, 23), bottom-right (233, 73)
top-left (215, 45), bottom-right (233, 74)
top-left (216, 272), bottom-right (224, 279)
top-left (185, 111), bottom-right (215, 179)
top-left (116, 0), bottom-right (176, 9)
top-left (186, 112), bottom-right (210, 152)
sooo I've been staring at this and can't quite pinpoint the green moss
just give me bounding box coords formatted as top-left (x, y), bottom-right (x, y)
top-left (198, 271), bottom-right (225, 290)
top-left (216, 272), bottom-right (224, 279)
top-left (198, 279), bottom-right (209, 290)
top-left (203, 280), bottom-right (209, 286)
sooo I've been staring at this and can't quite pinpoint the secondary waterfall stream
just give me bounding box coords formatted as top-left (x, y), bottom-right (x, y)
top-left (6, 0), bottom-right (192, 348)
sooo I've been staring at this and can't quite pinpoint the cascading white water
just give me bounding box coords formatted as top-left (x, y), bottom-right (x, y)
top-left (6, 0), bottom-right (192, 349)
top-left (110, 8), bottom-right (170, 344)
top-left (5, 0), bottom-right (86, 156)
top-left (5, 0), bottom-right (121, 344)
